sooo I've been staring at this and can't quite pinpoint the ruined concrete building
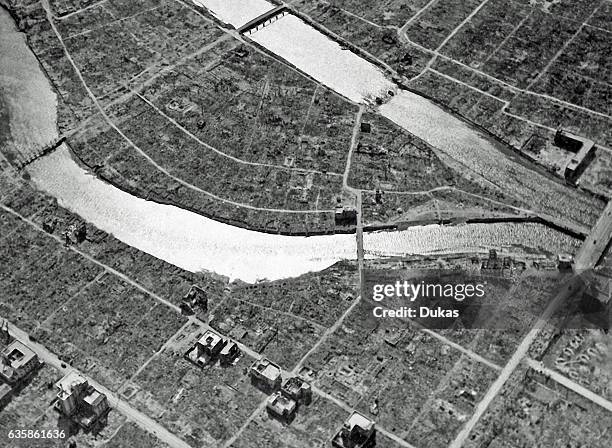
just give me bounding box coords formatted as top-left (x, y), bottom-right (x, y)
top-left (181, 285), bottom-right (208, 316)
top-left (335, 208), bottom-right (357, 229)
top-left (331, 411), bottom-right (376, 448)
top-left (266, 391), bottom-right (297, 424)
top-left (219, 341), bottom-right (240, 366)
top-left (55, 372), bottom-right (110, 432)
top-left (554, 129), bottom-right (596, 185)
top-left (185, 330), bottom-right (227, 368)
top-left (557, 253), bottom-right (574, 270)
top-left (63, 222), bottom-right (87, 245)
top-left (0, 340), bottom-right (39, 385)
top-left (281, 376), bottom-right (312, 405)
top-left (250, 358), bottom-right (282, 393)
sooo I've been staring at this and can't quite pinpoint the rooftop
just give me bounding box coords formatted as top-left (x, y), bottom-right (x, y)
top-left (346, 411), bottom-right (375, 432)
top-left (252, 358), bottom-right (282, 381)
top-left (198, 330), bottom-right (224, 348)
top-left (282, 376), bottom-right (310, 395)
top-left (266, 391), bottom-right (297, 416)
top-left (1, 340), bottom-right (36, 370)
top-left (56, 371), bottom-right (87, 399)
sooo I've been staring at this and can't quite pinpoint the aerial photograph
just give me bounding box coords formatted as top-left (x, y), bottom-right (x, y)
top-left (0, 0), bottom-right (610, 447)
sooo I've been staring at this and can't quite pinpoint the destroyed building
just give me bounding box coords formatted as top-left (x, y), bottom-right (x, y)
top-left (63, 222), bottom-right (87, 245)
top-left (219, 341), bottom-right (240, 366)
top-left (181, 285), bottom-right (208, 316)
top-left (360, 122), bottom-right (372, 133)
top-left (185, 330), bottom-right (228, 368)
top-left (55, 372), bottom-right (110, 432)
top-left (250, 358), bottom-right (282, 393)
top-left (0, 340), bottom-right (39, 385)
top-left (331, 411), bottom-right (376, 448)
top-left (281, 376), bottom-right (312, 405)
top-left (557, 253), bottom-right (574, 271)
top-left (266, 391), bottom-right (297, 424)
top-left (335, 208), bottom-right (358, 229)
top-left (264, 376), bottom-right (312, 424)
top-left (554, 129), bottom-right (596, 185)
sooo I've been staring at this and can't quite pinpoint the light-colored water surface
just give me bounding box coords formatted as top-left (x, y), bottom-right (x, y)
top-left (364, 223), bottom-right (580, 258)
top-left (27, 146), bottom-right (358, 282)
top-left (192, 0), bottom-right (275, 28)
top-left (0, 10), bottom-right (57, 154)
top-left (250, 14), bottom-right (396, 103)
top-left (379, 90), bottom-right (510, 173)
top-left (27, 148), bottom-right (579, 282)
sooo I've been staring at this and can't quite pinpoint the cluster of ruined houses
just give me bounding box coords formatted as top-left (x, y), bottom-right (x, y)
top-left (249, 357), bottom-right (376, 448)
top-left (0, 323), bottom-right (110, 432)
top-left (180, 285), bottom-right (377, 446)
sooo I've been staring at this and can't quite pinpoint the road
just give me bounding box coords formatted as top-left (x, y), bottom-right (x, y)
top-left (311, 385), bottom-right (418, 448)
top-left (524, 358), bottom-right (612, 413)
top-left (3, 320), bottom-right (192, 448)
top-left (449, 195), bottom-right (612, 447)
top-left (448, 274), bottom-right (583, 448)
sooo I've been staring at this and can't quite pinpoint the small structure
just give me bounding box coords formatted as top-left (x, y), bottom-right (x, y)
top-left (482, 249), bottom-right (500, 270)
top-left (554, 130), bottom-right (596, 185)
top-left (185, 330), bottom-right (227, 368)
top-left (281, 377), bottom-right (312, 405)
top-left (360, 122), bottom-right (372, 133)
top-left (250, 358), bottom-right (282, 393)
top-left (374, 189), bottom-right (383, 204)
top-left (557, 254), bottom-right (574, 270)
top-left (331, 411), bottom-right (376, 448)
top-left (266, 391), bottom-right (297, 424)
top-left (234, 47), bottom-right (249, 58)
top-left (180, 285), bottom-right (208, 316)
top-left (0, 340), bottom-right (39, 385)
top-left (42, 216), bottom-right (57, 233)
top-left (335, 208), bottom-right (357, 228)
top-left (63, 222), bottom-right (86, 245)
top-left (55, 372), bottom-right (110, 432)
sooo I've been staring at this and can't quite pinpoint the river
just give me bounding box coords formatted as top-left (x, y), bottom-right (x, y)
top-left (1, 6), bottom-right (580, 283)
top-left (0, 7), bottom-right (57, 160)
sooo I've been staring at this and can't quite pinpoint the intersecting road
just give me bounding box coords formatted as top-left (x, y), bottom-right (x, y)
top-left (3, 320), bottom-right (192, 448)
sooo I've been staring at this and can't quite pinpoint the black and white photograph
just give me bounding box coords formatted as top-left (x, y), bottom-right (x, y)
top-left (0, 0), bottom-right (610, 447)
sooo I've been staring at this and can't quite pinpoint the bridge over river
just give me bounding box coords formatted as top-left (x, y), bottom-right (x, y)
top-left (237, 5), bottom-right (288, 34)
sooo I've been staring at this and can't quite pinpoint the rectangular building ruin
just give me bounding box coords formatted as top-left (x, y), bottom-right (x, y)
top-left (55, 372), bottom-right (110, 432)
